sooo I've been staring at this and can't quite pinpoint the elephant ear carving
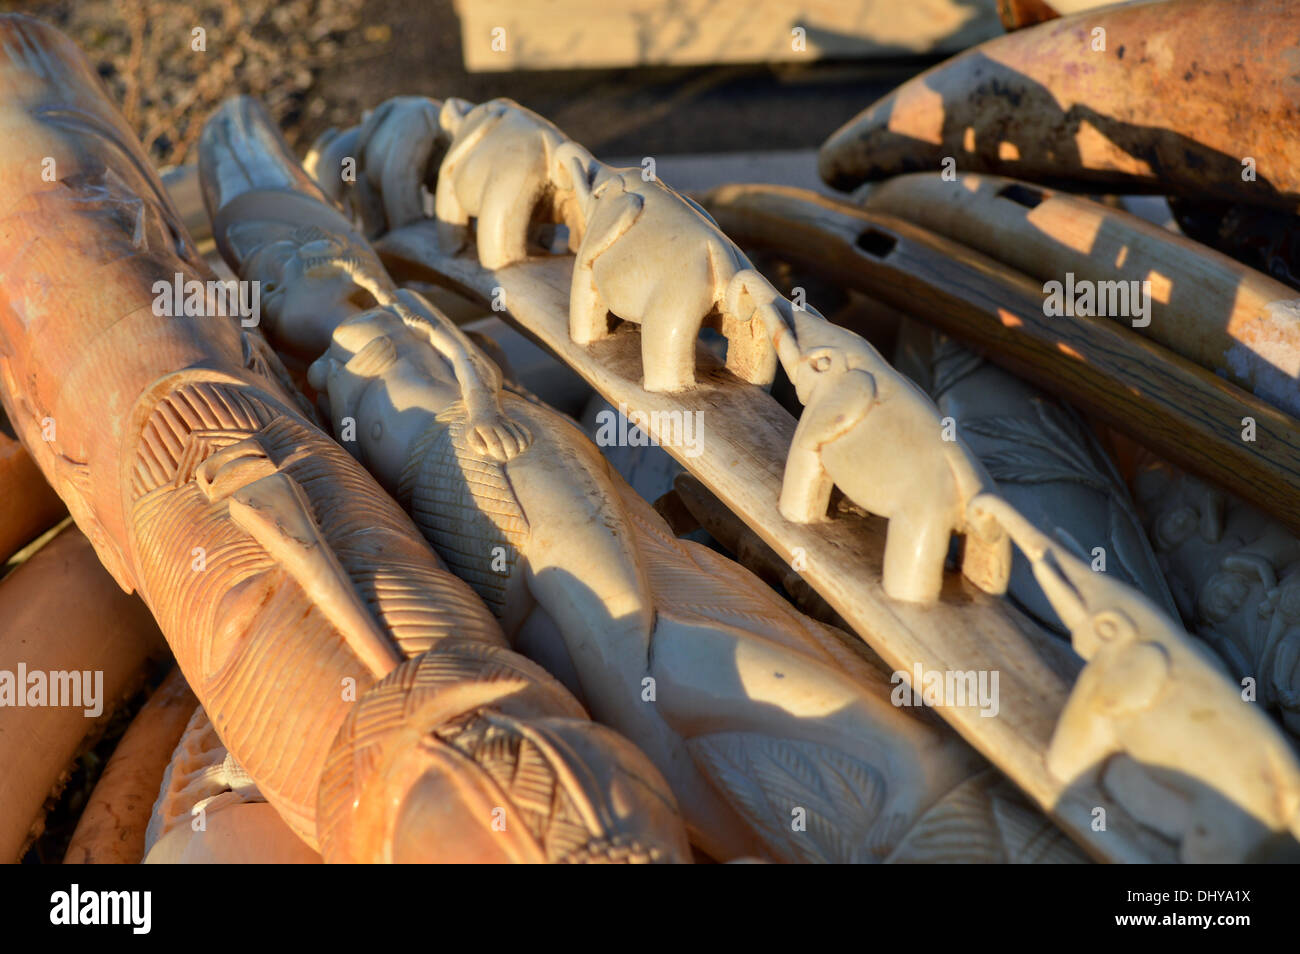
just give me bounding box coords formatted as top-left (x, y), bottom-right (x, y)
top-left (797, 368), bottom-right (877, 446)
top-left (583, 188), bottom-right (645, 263)
top-left (686, 732), bottom-right (894, 863)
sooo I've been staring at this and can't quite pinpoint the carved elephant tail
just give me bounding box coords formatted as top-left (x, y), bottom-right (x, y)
top-left (959, 486), bottom-right (1013, 598)
top-left (725, 268), bottom-right (799, 380)
top-left (715, 266), bottom-right (781, 385)
top-left (723, 267), bottom-right (775, 324)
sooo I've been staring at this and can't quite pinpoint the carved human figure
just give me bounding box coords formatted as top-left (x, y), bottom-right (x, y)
top-left (977, 493), bottom-right (1300, 862)
top-left (1135, 454), bottom-right (1300, 736)
top-left (553, 141), bottom-right (777, 392)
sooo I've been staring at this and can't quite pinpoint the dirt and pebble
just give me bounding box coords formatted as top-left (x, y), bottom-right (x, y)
top-left (2, 0), bottom-right (922, 168)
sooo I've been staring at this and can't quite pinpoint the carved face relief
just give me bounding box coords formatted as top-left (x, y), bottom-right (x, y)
top-left (1154, 505), bottom-right (1200, 550)
top-left (233, 226), bottom-right (381, 360)
top-left (1199, 571), bottom-right (1255, 624)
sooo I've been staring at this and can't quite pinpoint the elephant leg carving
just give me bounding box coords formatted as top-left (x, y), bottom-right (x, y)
top-left (433, 174), bottom-right (470, 252)
top-left (778, 429), bottom-right (834, 524)
top-left (476, 173), bottom-right (539, 269)
top-left (882, 509), bottom-right (951, 604)
top-left (641, 303), bottom-right (700, 393)
top-left (1101, 755), bottom-right (1198, 841)
top-left (568, 256), bottom-right (609, 346)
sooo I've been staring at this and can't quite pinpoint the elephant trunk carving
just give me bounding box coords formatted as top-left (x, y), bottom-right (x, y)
top-left (976, 492), bottom-right (1300, 861)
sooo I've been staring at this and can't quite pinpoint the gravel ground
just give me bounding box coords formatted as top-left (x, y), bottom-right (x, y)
top-left (3, 0), bottom-right (928, 168)
top-left (4, 0), bottom-right (379, 166)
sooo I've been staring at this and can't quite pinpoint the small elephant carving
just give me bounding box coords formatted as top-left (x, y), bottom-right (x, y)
top-left (554, 142), bottom-right (778, 393)
top-left (307, 96), bottom-right (442, 239)
top-left (732, 287), bottom-right (1009, 603)
top-left (436, 97), bottom-right (573, 270)
top-left (979, 493), bottom-right (1300, 861)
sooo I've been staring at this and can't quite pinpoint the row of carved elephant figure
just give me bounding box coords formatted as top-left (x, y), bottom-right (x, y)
top-left (311, 95), bottom-right (1013, 605)
top-left (316, 94), bottom-right (782, 392)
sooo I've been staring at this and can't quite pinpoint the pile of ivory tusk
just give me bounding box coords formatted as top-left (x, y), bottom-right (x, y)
top-left (2, 2), bottom-right (1300, 866)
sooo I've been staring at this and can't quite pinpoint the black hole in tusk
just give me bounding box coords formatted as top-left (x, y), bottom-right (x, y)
top-left (997, 183), bottom-right (1045, 209)
top-left (855, 228), bottom-right (897, 258)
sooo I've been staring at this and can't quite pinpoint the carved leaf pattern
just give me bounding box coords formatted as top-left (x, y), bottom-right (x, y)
top-left (885, 770), bottom-right (1086, 863)
top-left (687, 732), bottom-right (897, 864)
top-left (927, 339), bottom-right (1179, 618)
top-left (929, 338), bottom-right (985, 399)
top-left (965, 403), bottom-right (1156, 596)
top-left (966, 411), bottom-right (1108, 494)
top-left (399, 401), bottom-right (529, 616)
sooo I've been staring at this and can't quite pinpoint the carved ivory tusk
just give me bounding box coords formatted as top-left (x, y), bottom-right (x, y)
top-left (63, 667), bottom-right (197, 864)
top-left (0, 16), bottom-right (690, 863)
top-left (862, 172), bottom-right (1300, 418)
top-left (819, 0), bottom-right (1300, 210)
top-left (0, 527), bottom-right (165, 862)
